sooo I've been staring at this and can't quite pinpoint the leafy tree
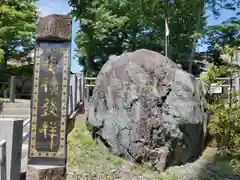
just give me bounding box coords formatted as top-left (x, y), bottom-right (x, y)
top-left (201, 16), bottom-right (240, 81)
top-left (69, 0), bottom-right (240, 75)
top-left (0, 0), bottom-right (38, 69)
top-left (69, 0), bottom-right (206, 74)
top-left (69, 0), bottom-right (128, 72)
top-left (204, 0), bottom-right (240, 18)
top-left (206, 18), bottom-right (240, 51)
top-left (200, 47), bottom-right (240, 174)
top-left (189, 0), bottom-right (240, 73)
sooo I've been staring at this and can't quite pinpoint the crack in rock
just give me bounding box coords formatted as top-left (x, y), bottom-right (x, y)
top-left (86, 49), bottom-right (209, 172)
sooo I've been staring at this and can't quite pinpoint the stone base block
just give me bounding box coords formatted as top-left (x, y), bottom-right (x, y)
top-left (26, 165), bottom-right (66, 180)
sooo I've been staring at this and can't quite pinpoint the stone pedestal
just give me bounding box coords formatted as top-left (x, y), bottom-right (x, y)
top-left (26, 165), bottom-right (66, 180)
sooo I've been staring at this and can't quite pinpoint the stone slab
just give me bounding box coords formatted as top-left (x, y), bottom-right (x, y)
top-left (26, 165), bottom-right (66, 180)
top-left (36, 14), bottom-right (72, 42)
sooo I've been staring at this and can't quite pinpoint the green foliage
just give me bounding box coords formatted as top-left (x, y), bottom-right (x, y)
top-left (6, 65), bottom-right (33, 76)
top-left (69, 123), bottom-right (226, 179)
top-left (230, 158), bottom-right (240, 175)
top-left (205, 0), bottom-right (240, 17)
top-left (69, 0), bottom-right (240, 75)
top-left (0, 0), bottom-right (38, 68)
top-left (201, 47), bottom-right (240, 156)
top-left (208, 102), bottom-right (240, 151)
top-left (201, 46), bottom-right (240, 177)
top-left (69, 0), bottom-right (206, 74)
top-left (200, 64), bottom-right (230, 96)
top-left (206, 18), bottom-right (240, 51)
top-left (0, 65), bottom-right (33, 95)
top-left (0, 65), bottom-right (33, 84)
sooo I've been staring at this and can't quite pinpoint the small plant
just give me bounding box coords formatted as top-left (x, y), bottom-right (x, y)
top-left (201, 47), bottom-right (240, 154)
top-left (209, 101), bottom-right (240, 153)
top-left (230, 158), bottom-right (240, 175)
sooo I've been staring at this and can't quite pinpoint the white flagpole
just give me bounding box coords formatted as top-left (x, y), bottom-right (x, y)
top-left (164, 0), bottom-right (169, 58)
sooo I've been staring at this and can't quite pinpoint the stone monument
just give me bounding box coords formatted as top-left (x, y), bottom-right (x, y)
top-left (26, 14), bottom-right (72, 180)
top-left (87, 49), bottom-right (209, 172)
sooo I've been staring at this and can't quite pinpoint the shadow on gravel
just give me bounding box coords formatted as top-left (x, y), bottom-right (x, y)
top-left (199, 150), bottom-right (239, 180)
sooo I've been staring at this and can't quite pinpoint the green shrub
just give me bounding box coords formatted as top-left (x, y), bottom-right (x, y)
top-left (200, 47), bottom-right (240, 156)
top-left (209, 102), bottom-right (240, 154)
top-left (230, 158), bottom-right (240, 175)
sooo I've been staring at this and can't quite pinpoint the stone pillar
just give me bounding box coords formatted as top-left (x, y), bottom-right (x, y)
top-left (0, 118), bottom-right (23, 180)
top-left (9, 76), bottom-right (15, 103)
top-left (26, 14), bottom-right (72, 180)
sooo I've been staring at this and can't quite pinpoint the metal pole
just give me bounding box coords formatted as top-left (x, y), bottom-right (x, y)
top-left (165, 22), bottom-right (168, 57)
top-left (164, 0), bottom-right (168, 57)
top-left (81, 72), bottom-right (85, 105)
top-left (9, 76), bottom-right (15, 103)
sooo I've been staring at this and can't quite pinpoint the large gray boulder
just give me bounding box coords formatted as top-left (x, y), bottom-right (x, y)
top-left (86, 49), bottom-right (208, 171)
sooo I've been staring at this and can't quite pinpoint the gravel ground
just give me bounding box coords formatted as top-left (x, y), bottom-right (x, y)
top-left (67, 115), bottom-right (239, 180)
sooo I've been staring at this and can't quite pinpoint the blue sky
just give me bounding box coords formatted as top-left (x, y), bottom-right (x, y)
top-left (35, 0), bottom-right (80, 72)
top-left (35, 0), bottom-right (239, 73)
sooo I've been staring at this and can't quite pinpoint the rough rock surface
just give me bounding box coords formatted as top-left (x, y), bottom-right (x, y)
top-left (86, 49), bottom-right (208, 171)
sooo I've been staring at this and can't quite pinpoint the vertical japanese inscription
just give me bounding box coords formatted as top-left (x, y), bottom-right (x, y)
top-left (39, 121), bottom-right (57, 150)
top-left (29, 44), bottom-right (69, 157)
